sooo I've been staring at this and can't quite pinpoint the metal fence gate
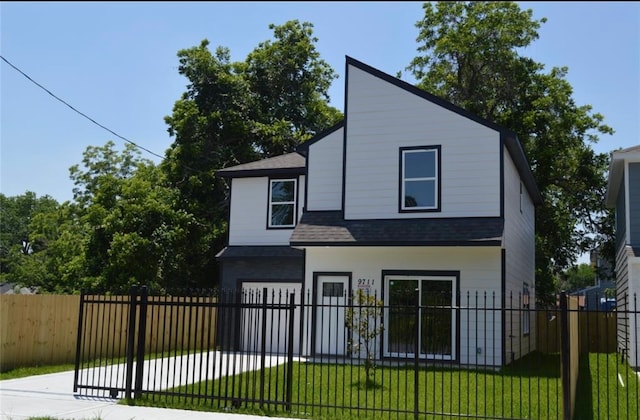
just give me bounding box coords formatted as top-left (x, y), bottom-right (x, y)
top-left (73, 285), bottom-right (297, 408)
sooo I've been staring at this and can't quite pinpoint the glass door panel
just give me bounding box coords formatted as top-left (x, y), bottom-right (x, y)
top-left (387, 279), bottom-right (418, 355)
top-left (420, 280), bottom-right (452, 357)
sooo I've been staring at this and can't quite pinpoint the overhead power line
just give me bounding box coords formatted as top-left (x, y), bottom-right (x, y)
top-left (1, 55), bottom-right (165, 161)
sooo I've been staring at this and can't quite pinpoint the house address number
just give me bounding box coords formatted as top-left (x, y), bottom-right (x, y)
top-left (357, 278), bottom-right (375, 287)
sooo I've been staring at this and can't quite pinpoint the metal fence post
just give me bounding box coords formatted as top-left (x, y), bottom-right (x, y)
top-left (134, 285), bottom-right (148, 398)
top-left (286, 292), bottom-right (295, 411)
top-left (124, 285), bottom-right (138, 400)
top-left (73, 290), bottom-right (86, 393)
top-left (260, 287), bottom-right (268, 406)
top-left (414, 292), bottom-right (420, 420)
top-left (560, 291), bottom-right (571, 420)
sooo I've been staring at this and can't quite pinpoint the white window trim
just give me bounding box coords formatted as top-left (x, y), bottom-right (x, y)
top-left (401, 148), bottom-right (439, 211)
top-left (268, 178), bottom-right (297, 228)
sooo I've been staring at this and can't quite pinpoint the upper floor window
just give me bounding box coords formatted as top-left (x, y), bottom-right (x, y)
top-left (268, 179), bottom-right (297, 228)
top-left (400, 146), bottom-right (440, 212)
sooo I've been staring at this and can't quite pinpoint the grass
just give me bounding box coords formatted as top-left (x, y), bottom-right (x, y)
top-left (0, 348), bottom-right (205, 380)
top-left (125, 352), bottom-right (566, 419)
top-left (574, 353), bottom-right (639, 419)
top-left (0, 363), bottom-right (76, 380)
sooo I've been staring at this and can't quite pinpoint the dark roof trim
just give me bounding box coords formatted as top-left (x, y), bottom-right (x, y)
top-left (502, 133), bottom-right (543, 205)
top-left (296, 121), bottom-right (345, 156)
top-left (292, 240), bottom-right (502, 247)
top-left (346, 55), bottom-right (542, 206)
top-left (216, 246), bottom-right (304, 259)
top-left (217, 167), bottom-right (304, 179)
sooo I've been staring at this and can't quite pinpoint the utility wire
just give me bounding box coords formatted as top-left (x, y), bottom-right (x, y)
top-left (1, 55), bottom-right (165, 161)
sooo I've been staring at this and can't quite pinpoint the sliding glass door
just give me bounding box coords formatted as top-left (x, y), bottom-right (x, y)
top-left (385, 275), bottom-right (455, 360)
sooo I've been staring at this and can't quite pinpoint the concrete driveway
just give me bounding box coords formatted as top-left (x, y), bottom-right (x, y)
top-left (1, 353), bottom-right (301, 420)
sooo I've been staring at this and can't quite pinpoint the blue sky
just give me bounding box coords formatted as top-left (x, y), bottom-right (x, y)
top-left (2, 1), bottom-right (639, 204)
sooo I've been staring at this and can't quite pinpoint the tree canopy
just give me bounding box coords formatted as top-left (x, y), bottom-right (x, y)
top-left (406, 1), bottom-right (614, 304)
top-left (162, 20), bottom-right (342, 287)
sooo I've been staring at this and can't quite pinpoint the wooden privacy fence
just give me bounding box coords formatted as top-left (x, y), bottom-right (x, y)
top-left (0, 295), bottom-right (80, 371)
top-left (0, 293), bottom-right (218, 372)
top-left (536, 307), bottom-right (617, 353)
top-left (77, 293), bottom-right (218, 363)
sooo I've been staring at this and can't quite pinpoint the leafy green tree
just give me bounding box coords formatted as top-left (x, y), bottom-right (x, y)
top-left (68, 141), bottom-right (196, 291)
top-left (163, 20), bottom-right (342, 286)
top-left (406, 2), bottom-right (614, 304)
top-left (558, 263), bottom-right (596, 293)
top-left (345, 289), bottom-right (384, 386)
top-left (0, 192), bottom-right (59, 276)
top-left (2, 201), bottom-right (89, 293)
top-left (244, 20), bottom-right (342, 156)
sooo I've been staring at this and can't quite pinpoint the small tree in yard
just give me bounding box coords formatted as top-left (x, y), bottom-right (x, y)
top-left (345, 289), bottom-right (384, 385)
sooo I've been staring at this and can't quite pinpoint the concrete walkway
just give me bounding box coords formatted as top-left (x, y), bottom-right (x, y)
top-left (1, 354), bottom-right (302, 420)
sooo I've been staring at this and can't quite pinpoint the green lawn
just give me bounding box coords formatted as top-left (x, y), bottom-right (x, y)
top-left (129, 352), bottom-right (565, 419)
top-left (0, 364), bottom-right (76, 380)
top-left (574, 353), bottom-right (639, 420)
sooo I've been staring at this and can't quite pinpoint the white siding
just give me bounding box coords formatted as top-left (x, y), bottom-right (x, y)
top-left (306, 128), bottom-right (344, 211)
top-left (302, 246), bottom-right (503, 365)
top-left (228, 176), bottom-right (304, 246)
top-left (344, 65), bottom-right (501, 220)
top-left (502, 147), bottom-right (537, 360)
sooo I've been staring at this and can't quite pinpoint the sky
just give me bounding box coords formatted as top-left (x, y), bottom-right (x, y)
top-left (2, 1), bottom-right (639, 205)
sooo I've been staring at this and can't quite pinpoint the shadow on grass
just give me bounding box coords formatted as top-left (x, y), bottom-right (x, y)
top-left (573, 353), bottom-right (594, 420)
top-left (500, 351), bottom-right (561, 379)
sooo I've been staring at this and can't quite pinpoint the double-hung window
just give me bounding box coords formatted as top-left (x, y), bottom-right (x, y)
top-left (268, 178), bottom-right (297, 228)
top-left (400, 146), bottom-right (440, 211)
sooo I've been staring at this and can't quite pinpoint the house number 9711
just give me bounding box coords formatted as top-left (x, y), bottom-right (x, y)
top-left (357, 278), bottom-right (375, 286)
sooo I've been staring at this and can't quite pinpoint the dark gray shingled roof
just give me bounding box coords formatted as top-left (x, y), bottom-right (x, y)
top-left (290, 211), bottom-right (503, 246)
top-left (216, 152), bottom-right (306, 178)
top-left (216, 246), bottom-right (304, 259)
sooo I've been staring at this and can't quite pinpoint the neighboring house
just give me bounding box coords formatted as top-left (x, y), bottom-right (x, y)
top-left (216, 56), bottom-right (542, 366)
top-left (569, 250), bottom-right (615, 311)
top-left (605, 144), bottom-right (640, 367)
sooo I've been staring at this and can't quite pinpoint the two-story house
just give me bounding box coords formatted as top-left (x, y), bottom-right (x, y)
top-left (216, 56), bottom-right (542, 366)
top-left (605, 144), bottom-right (640, 367)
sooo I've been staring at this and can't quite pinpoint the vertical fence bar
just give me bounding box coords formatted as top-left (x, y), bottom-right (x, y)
top-left (286, 292), bottom-right (295, 411)
top-left (414, 292), bottom-right (419, 420)
top-left (73, 290), bottom-right (86, 392)
top-left (260, 287), bottom-right (268, 407)
top-left (559, 291), bottom-right (571, 420)
top-left (134, 285), bottom-right (148, 398)
top-left (125, 285), bottom-right (138, 400)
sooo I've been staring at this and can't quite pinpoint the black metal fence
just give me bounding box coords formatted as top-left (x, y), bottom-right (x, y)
top-left (73, 286), bottom-right (639, 419)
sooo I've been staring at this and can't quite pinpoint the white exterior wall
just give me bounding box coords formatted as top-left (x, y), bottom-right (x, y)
top-left (502, 146), bottom-right (536, 361)
top-left (306, 128), bottom-right (344, 211)
top-left (344, 65), bottom-right (501, 220)
top-left (228, 176), bottom-right (305, 246)
top-left (302, 246), bottom-right (503, 365)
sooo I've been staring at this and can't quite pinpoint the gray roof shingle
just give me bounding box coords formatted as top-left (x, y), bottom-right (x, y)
top-left (290, 211), bottom-right (504, 246)
top-left (216, 153), bottom-right (305, 178)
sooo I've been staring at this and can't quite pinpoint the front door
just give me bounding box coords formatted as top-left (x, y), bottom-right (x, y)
top-left (315, 274), bottom-right (349, 355)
